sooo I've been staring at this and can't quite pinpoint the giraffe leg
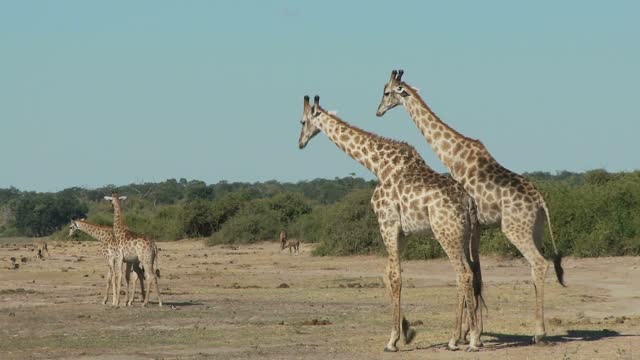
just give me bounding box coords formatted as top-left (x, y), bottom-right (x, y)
top-left (464, 213), bottom-right (484, 348)
top-left (132, 262), bottom-right (145, 304)
top-left (142, 259), bottom-right (162, 307)
top-left (113, 256), bottom-right (124, 307)
top-left (110, 257), bottom-right (119, 306)
top-left (123, 262), bottom-right (133, 306)
top-left (444, 257), bottom-right (477, 351)
top-left (503, 211), bottom-right (549, 344)
top-left (380, 223), bottom-right (412, 352)
top-left (103, 261), bottom-right (113, 305)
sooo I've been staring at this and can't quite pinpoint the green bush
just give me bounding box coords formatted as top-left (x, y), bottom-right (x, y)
top-left (308, 189), bottom-right (384, 256)
top-left (208, 200), bottom-right (281, 244)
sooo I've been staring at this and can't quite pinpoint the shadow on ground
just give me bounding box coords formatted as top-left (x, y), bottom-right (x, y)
top-left (412, 329), bottom-right (637, 352)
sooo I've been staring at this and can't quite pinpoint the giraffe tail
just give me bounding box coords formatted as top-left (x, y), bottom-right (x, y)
top-left (466, 196), bottom-right (486, 312)
top-left (542, 200), bottom-right (565, 287)
top-left (154, 245), bottom-right (161, 278)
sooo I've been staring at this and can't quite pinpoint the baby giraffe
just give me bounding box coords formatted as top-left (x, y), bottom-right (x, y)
top-left (298, 95), bottom-right (483, 352)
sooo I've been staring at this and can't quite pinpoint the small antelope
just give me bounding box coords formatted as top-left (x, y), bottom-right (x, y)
top-left (36, 240), bottom-right (50, 259)
top-left (281, 239), bottom-right (300, 255)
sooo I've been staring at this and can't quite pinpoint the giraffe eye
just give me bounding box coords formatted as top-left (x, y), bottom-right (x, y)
top-left (384, 92), bottom-right (390, 96)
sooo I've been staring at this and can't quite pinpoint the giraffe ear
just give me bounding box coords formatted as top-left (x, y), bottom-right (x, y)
top-left (103, 196), bottom-right (113, 201)
top-left (394, 85), bottom-right (411, 97)
top-left (118, 196), bottom-right (127, 201)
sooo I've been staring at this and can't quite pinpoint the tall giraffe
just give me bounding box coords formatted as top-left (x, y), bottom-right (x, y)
top-left (299, 95), bottom-right (483, 352)
top-left (376, 70), bottom-right (565, 344)
top-left (104, 192), bottom-right (163, 307)
top-left (68, 218), bottom-right (147, 306)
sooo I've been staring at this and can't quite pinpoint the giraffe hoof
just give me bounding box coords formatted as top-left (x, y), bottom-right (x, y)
top-left (466, 346), bottom-right (480, 352)
top-left (383, 346), bottom-right (398, 352)
top-left (532, 335), bottom-right (547, 345)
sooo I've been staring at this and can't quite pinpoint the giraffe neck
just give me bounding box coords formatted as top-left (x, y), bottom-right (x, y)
top-left (112, 199), bottom-right (128, 239)
top-left (313, 111), bottom-right (421, 181)
top-left (401, 92), bottom-right (493, 180)
top-left (76, 221), bottom-right (114, 243)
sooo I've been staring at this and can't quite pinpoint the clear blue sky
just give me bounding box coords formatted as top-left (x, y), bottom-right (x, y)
top-left (1, 1), bottom-right (638, 192)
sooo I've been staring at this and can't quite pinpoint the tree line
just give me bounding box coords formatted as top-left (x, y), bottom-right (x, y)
top-left (1, 170), bottom-right (638, 259)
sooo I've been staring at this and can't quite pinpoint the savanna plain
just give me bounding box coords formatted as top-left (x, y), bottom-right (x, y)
top-left (0, 238), bottom-right (638, 360)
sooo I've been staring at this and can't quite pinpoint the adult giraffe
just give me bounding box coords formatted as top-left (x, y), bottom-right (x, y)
top-left (376, 70), bottom-right (564, 344)
top-left (104, 192), bottom-right (163, 307)
top-left (299, 95), bottom-right (483, 351)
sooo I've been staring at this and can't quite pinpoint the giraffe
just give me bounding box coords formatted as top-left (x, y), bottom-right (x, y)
top-left (298, 95), bottom-right (483, 352)
top-left (68, 218), bottom-right (147, 306)
top-left (376, 70), bottom-right (565, 344)
top-left (279, 230), bottom-right (287, 249)
top-left (103, 192), bottom-right (163, 307)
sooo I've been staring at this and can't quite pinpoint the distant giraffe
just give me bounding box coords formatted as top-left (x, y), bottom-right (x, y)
top-left (376, 70), bottom-right (564, 343)
top-left (299, 95), bottom-right (483, 351)
top-left (35, 240), bottom-right (50, 259)
top-left (281, 239), bottom-right (300, 255)
top-left (279, 230), bottom-right (287, 249)
top-left (68, 218), bottom-right (148, 306)
top-left (104, 192), bottom-right (162, 307)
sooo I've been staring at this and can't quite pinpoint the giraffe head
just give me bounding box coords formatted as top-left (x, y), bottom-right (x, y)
top-left (103, 192), bottom-right (127, 208)
top-left (376, 69), bottom-right (415, 117)
top-left (68, 218), bottom-right (85, 237)
top-left (298, 95), bottom-right (322, 149)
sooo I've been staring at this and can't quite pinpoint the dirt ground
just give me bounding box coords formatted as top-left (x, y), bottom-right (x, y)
top-left (0, 238), bottom-right (638, 360)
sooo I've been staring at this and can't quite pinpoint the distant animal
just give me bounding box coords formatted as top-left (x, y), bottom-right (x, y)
top-left (36, 240), bottom-right (50, 259)
top-left (281, 239), bottom-right (300, 255)
top-left (104, 192), bottom-right (162, 307)
top-left (69, 218), bottom-right (150, 306)
top-left (279, 230), bottom-right (287, 249)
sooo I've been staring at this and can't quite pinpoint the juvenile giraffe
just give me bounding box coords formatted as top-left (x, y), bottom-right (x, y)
top-left (299, 95), bottom-right (483, 351)
top-left (68, 218), bottom-right (147, 306)
top-left (376, 70), bottom-right (565, 344)
top-left (104, 192), bottom-right (163, 307)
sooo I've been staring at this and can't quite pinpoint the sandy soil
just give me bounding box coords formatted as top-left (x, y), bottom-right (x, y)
top-left (0, 238), bottom-right (638, 360)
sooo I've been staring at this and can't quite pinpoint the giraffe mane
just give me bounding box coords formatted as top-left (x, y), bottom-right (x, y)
top-left (319, 108), bottom-right (418, 153)
top-left (399, 81), bottom-right (484, 146)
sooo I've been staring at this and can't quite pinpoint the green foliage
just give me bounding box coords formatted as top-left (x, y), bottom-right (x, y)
top-left (14, 193), bottom-right (88, 237)
top-left (540, 170), bottom-right (640, 257)
top-left (207, 191), bottom-right (311, 245)
top-left (2, 171), bottom-right (640, 261)
top-left (402, 235), bottom-right (446, 260)
top-left (208, 202), bottom-right (280, 245)
top-left (296, 189), bottom-right (384, 256)
top-left (182, 199), bottom-right (216, 237)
